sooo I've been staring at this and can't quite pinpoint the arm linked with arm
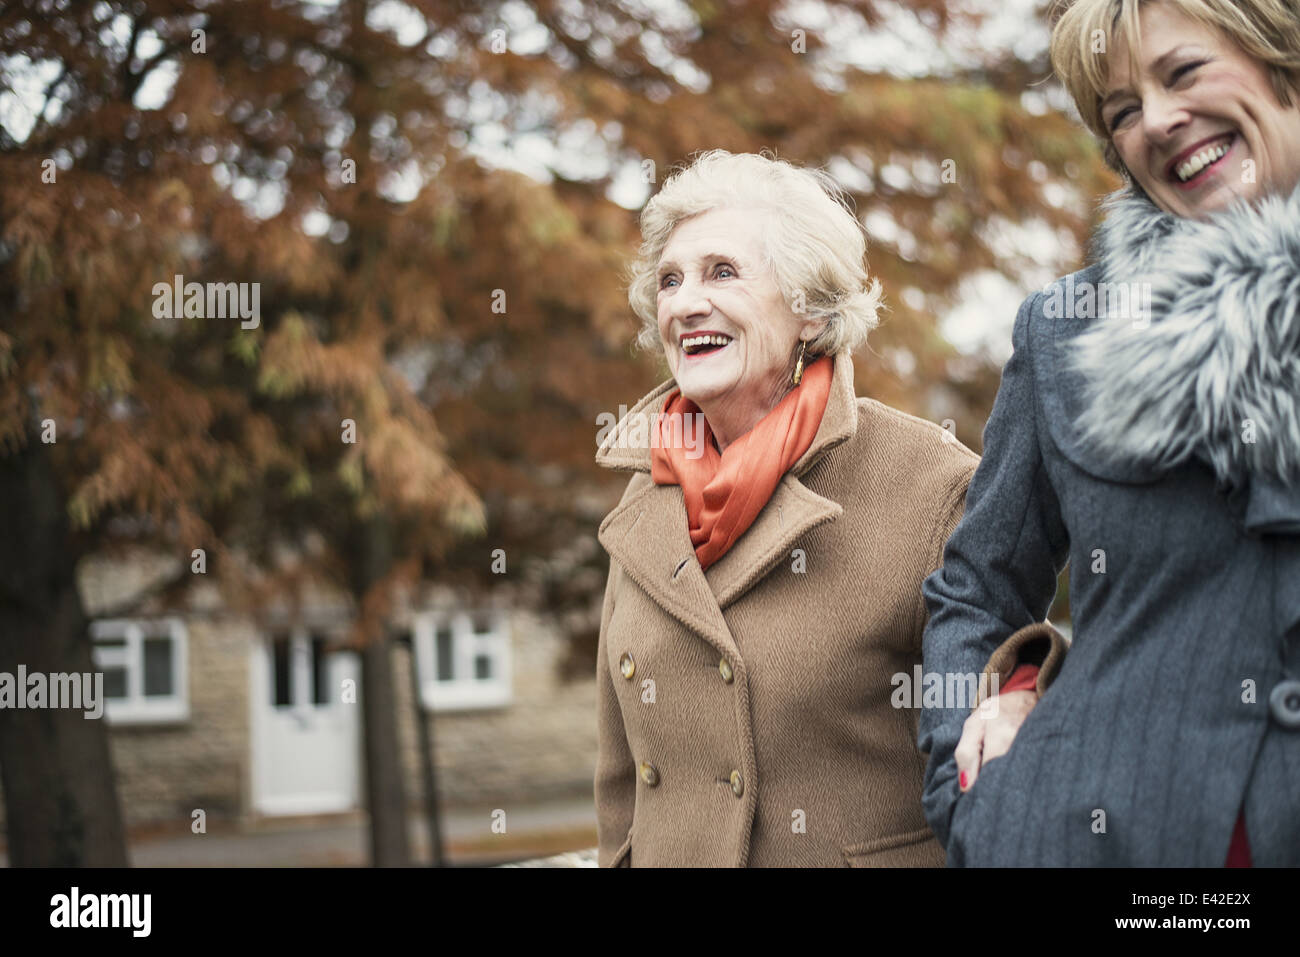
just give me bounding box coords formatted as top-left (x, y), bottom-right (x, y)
top-left (916, 291), bottom-right (1071, 853)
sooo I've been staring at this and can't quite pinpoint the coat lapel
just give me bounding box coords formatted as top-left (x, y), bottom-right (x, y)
top-left (598, 482), bottom-right (742, 657)
top-left (596, 351), bottom-right (858, 647)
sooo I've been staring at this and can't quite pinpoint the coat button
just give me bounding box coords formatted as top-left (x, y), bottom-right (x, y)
top-left (1269, 679), bottom-right (1300, 729)
top-left (619, 653), bottom-right (635, 680)
top-left (729, 769), bottom-right (744, 797)
top-left (718, 658), bottom-right (734, 683)
top-left (640, 762), bottom-right (660, 786)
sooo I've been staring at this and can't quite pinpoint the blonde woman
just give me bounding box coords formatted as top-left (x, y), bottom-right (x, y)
top-left (593, 151), bottom-right (1042, 867)
top-left (920, 0), bottom-right (1300, 866)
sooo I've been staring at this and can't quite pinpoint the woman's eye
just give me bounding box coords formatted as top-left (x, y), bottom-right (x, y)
top-left (1108, 106), bottom-right (1136, 132)
top-left (715, 264), bottom-right (735, 279)
top-left (659, 275), bottom-right (678, 289)
top-left (1171, 60), bottom-right (1206, 84)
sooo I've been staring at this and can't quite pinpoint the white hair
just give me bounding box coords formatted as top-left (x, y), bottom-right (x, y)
top-left (626, 150), bottom-right (883, 357)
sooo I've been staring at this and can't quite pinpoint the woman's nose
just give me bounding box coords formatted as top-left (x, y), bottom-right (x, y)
top-left (668, 278), bottom-right (712, 322)
top-left (1141, 89), bottom-right (1191, 147)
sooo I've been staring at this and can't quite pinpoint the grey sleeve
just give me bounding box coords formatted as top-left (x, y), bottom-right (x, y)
top-left (916, 290), bottom-right (1071, 851)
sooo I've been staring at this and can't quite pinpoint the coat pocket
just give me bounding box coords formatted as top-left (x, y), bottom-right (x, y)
top-left (842, 826), bottom-right (944, 868)
top-left (609, 830), bottom-right (633, 868)
top-left (946, 725), bottom-right (1064, 866)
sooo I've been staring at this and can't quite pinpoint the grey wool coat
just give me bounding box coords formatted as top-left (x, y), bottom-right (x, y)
top-left (919, 183), bottom-right (1300, 866)
top-left (593, 349), bottom-right (987, 867)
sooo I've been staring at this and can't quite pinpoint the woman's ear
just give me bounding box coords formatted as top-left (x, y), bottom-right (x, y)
top-left (797, 315), bottom-right (829, 349)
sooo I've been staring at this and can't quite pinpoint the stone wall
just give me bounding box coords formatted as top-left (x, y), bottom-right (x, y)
top-left (0, 556), bottom-right (599, 837)
top-left (106, 617), bottom-right (253, 827)
top-left (392, 610), bottom-right (598, 809)
top-left (0, 616), bottom-right (253, 834)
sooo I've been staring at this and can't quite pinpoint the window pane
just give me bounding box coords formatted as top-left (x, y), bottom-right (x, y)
top-left (311, 635), bottom-right (328, 705)
top-left (472, 614), bottom-right (492, 634)
top-left (96, 637), bottom-right (127, 649)
top-left (435, 625), bottom-right (454, 681)
top-left (474, 655), bottom-right (492, 681)
top-left (102, 666), bottom-right (128, 700)
top-left (142, 637), bottom-right (173, 697)
top-left (272, 636), bottom-right (291, 707)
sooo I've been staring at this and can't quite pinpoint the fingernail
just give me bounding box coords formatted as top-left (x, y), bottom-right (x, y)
top-left (959, 771), bottom-right (968, 790)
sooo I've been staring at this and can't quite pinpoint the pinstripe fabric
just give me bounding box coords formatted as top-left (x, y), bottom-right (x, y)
top-left (919, 265), bottom-right (1300, 866)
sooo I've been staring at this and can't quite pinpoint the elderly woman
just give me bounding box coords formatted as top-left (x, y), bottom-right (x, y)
top-left (592, 150), bottom-right (1040, 867)
top-left (920, 0), bottom-right (1300, 866)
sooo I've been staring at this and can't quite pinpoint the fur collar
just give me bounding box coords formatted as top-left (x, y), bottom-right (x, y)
top-left (1070, 182), bottom-right (1300, 488)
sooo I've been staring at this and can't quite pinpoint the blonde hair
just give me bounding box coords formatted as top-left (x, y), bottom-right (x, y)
top-left (626, 150), bottom-right (882, 357)
top-left (1050, 0), bottom-right (1300, 171)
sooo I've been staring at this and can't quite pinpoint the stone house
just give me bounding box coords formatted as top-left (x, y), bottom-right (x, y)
top-left (0, 547), bottom-right (600, 835)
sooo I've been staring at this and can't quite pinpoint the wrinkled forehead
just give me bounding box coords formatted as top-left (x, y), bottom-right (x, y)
top-left (657, 207), bottom-right (772, 266)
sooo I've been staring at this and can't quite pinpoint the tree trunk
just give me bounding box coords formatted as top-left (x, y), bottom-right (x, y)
top-left (357, 516), bottom-right (410, 867)
top-left (405, 637), bottom-right (446, 866)
top-left (0, 440), bottom-right (128, 866)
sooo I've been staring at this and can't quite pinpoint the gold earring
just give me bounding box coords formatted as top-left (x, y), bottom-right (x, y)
top-left (791, 340), bottom-right (807, 386)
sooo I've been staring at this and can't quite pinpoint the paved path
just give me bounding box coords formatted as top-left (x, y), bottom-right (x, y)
top-left (1, 795), bottom-right (598, 868)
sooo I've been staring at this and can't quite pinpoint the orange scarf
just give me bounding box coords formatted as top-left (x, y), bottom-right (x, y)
top-left (651, 355), bottom-right (833, 570)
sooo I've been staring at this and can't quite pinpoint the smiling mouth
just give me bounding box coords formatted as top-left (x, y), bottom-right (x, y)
top-left (1168, 133), bottom-right (1236, 185)
top-left (681, 333), bottom-right (733, 357)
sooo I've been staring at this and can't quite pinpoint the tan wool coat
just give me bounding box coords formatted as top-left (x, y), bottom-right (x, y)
top-left (594, 349), bottom-right (996, 867)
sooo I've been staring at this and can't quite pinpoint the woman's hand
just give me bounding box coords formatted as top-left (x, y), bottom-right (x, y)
top-left (954, 689), bottom-right (1038, 792)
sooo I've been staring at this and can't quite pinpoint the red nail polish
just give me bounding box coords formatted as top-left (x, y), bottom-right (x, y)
top-left (960, 771), bottom-right (968, 789)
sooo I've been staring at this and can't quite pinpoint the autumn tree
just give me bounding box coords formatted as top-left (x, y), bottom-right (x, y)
top-left (0, 0), bottom-right (486, 866)
top-left (0, 0), bottom-right (1108, 865)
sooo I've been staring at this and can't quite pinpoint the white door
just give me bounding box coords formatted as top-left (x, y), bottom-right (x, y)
top-left (251, 629), bottom-right (360, 816)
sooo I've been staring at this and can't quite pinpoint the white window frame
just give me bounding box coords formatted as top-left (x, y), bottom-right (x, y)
top-left (413, 610), bottom-right (511, 711)
top-left (89, 617), bottom-right (190, 725)
top-left (268, 626), bottom-right (339, 713)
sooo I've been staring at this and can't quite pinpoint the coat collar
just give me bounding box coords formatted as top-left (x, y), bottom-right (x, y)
top-left (595, 351), bottom-right (857, 657)
top-left (1071, 181), bottom-right (1300, 491)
